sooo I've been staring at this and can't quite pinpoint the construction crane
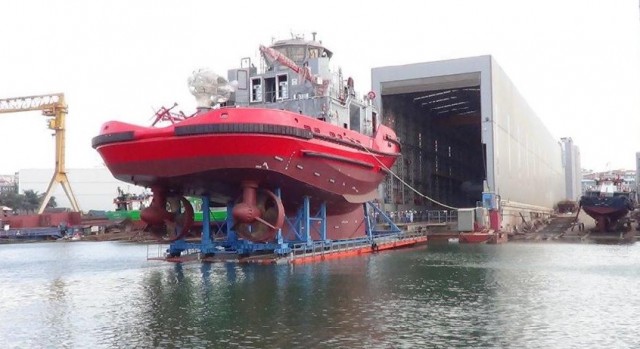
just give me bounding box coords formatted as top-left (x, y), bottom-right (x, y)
top-left (0, 93), bottom-right (80, 214)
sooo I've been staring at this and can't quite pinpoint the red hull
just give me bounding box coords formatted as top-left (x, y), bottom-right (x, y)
top-left (458, 232), bottom-right (492, 244)
top-left (581, 206), bottom-right (629, 220)
top-left (581, 206), bottom-right (631, 232)
top-left (93, 108), bottom-right (400, 240)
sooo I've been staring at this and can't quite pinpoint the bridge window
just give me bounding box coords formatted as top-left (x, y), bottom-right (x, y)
top-left (372, 111), bottom-right (378, 133)
top-left (277, 74), bottom-right (288, 100)
top-left (289, 46), bottom-right (305, 62)
top-left (251, 77), bottom-right (262, 102)
top-left (264, 77), bottom-right (276, 103)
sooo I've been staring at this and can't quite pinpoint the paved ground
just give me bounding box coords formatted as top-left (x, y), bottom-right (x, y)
top-left (515, 211), bottom-right (639, 243)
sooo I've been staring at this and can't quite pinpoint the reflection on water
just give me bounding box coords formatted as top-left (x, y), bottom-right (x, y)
top-left (1, 242), bottom-right (640, 348)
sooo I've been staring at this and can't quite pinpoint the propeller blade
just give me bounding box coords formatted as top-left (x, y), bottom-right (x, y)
top-left (254, 216), bottom-right (276, 230)
top-left (255, 191), bottom-right (269, 210)
top-left (232, 187), bottom-right (284, 242)
top-left (263, 206), bottom-right (278, 220)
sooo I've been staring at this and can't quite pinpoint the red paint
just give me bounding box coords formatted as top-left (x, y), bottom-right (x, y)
top-left (489, 210), bottom-right (501, 231)
top-left (95, 107), bottom-right (401, 241)
top-left (459, 232), bottom-right (492, 244)
top-left (290, 236), bottom-right (428, 265)
top-left (2, 212), bottom-right (81, 228)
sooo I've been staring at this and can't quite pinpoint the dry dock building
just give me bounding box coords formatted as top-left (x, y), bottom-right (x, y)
top-left (371, 55), bottom-right (575, 231)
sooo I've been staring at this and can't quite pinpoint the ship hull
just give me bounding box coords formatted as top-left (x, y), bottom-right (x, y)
top-left (102, 145), bottom-right (387, 205)
top-left (93, 107), bottom-right (400, 240)
top-left (579, 195), bottom-right (634, 232)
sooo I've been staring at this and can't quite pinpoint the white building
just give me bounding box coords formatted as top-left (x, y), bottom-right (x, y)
top-left (371, 56), bottom-right (567, 230)
top-left (18, 168), bottom-right (149, 212)
top-left (636, 152), bottom-right (640, 195)
top-left (561, 137), bottom-right (582, 201)
top-left (0, 174), bottom-right (17, 193)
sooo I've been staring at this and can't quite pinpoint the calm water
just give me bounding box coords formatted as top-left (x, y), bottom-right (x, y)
top-left (1, 241), bottom-right (639, 349)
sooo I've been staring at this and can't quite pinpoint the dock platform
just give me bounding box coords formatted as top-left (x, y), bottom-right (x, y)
top-left (148, 231), bottom-right (428, 264)
top-left (0, 227), bottom-right (64, 240)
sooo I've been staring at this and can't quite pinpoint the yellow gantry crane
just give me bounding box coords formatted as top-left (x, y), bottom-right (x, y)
top-left (0, 93), bottom-right (81, 214)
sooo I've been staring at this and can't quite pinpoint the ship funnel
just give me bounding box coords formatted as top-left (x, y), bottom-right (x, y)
top-left (188, 68), bottom-right (236, 109)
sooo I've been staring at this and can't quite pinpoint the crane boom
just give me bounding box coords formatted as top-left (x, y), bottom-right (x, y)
top-left (0, 93), bottom-right (81, 214)
top-left (0, 93), bottom-right (64, 113)
top-left (259, 45), bottom-right (329, 96)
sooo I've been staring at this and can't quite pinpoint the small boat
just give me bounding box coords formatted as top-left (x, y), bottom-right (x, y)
top-left (579, 176), bottom-right (635, 232)
top-left (458, 231), bottom-right (492, 244)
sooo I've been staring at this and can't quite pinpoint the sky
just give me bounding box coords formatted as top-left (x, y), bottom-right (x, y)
top-left (0, 0), bottom-right (638, 175)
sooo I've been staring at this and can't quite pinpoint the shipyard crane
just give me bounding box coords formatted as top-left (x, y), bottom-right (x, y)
top-left (0, 93), bottom-right (81, 213)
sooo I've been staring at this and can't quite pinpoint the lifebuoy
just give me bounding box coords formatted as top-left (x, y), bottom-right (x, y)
top-left (367, 91), bottom-right (376, 100)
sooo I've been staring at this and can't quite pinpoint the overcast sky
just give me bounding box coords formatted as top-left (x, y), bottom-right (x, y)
top-left (1, 0), bottom-right (638, 175)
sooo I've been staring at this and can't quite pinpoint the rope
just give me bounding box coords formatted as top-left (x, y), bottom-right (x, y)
top-left (350, 137), bottom-right (460, 210)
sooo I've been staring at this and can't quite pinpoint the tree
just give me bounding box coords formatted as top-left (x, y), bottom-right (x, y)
top-left (0, 191), bottom-right (23, 211)
top-left (46, 195), bottom-right (57, 209)
top-left (22, 190), bottom-right (40, 213)
top-left (0, 190), bottom-right (57, 213)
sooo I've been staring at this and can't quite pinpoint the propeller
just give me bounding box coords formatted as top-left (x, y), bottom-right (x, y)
top-left (141, 187), bottom-right (194, 242)
top-left (166, 196), bottom-right (194, 241)
top-left (232, 182), bottom-right (285, 243)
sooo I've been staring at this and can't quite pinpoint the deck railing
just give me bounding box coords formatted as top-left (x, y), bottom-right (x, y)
top-left (289, 230), bottom-right (427, 261)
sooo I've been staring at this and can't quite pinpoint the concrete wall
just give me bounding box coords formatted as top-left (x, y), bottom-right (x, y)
top-left (18, 168), bottom-right (148, 212)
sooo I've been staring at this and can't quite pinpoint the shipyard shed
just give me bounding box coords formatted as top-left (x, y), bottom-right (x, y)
top-left (18, 168), bottom-right (148, 212)
top-left (371, 55), bottom-right (566, 230)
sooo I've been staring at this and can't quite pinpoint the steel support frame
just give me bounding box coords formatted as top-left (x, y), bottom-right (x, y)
top-left (285, 196), bottom-right (327, 245)
top-left (366, 201), bottom-right (401, 235)
top-left (166, 188), bottom-right (402, 258)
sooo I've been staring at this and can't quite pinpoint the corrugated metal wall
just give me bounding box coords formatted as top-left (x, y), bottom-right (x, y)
top-left (489, 58), bottom-right (565, 210)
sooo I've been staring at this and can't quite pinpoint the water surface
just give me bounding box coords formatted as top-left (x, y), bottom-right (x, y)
top-left (1, 241), bottom-right (639, 348)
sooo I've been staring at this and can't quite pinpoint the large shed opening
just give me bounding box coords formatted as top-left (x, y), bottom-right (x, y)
top-left (381, 83), bottom-right (486, 209)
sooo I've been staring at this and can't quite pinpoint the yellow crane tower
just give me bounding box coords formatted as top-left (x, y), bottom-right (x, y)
top-left (0, 93), bottom-right (81, 214)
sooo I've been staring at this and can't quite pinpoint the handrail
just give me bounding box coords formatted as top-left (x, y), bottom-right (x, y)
top-left (289, 230), bottom-right (427, 260)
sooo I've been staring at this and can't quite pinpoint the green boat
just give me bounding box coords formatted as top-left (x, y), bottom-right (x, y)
top-left (188, 197), bottom-right (228, 222)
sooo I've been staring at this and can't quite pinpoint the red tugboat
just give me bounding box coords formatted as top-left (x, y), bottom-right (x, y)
top-left (93, 33), bottom-right (401, 247)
